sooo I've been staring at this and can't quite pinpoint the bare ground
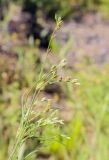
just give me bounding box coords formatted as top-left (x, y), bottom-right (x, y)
top-left (56, 13), bottom-right (109, 65)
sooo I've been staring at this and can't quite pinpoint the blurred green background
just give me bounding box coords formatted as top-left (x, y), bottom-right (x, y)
top-left (0, 0), bottom-right (109, 160)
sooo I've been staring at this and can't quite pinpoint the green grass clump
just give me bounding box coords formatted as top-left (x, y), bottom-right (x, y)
top-left (1, 6), bottom-right (109, 160)
top-left (39, 64), bottom-right (109, 160)
top-left (6, 16), bottom-right (78, 160)
top-left (1, 47), bottom-right (109, 159)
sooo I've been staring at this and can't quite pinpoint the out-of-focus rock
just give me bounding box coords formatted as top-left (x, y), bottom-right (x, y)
top-left (8, 11), bottom-right (51, 48)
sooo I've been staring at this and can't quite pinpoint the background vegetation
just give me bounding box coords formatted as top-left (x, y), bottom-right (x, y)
top-left (1, 0), bottom-right (109, 20)
top-left (0, 0), bottom-right (109, 160)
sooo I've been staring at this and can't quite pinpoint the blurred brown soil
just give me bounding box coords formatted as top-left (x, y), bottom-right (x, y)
top-left (57, 12), bottom-right (109, 65)
top-left (0, 12), bottom-right (109, 65)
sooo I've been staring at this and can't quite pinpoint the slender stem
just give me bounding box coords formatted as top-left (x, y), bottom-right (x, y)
top-left (8, 20), bottom-right (61, 160)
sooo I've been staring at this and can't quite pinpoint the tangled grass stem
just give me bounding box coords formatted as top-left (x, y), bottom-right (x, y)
top-left (8, 16), bottom-right (63, 160)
